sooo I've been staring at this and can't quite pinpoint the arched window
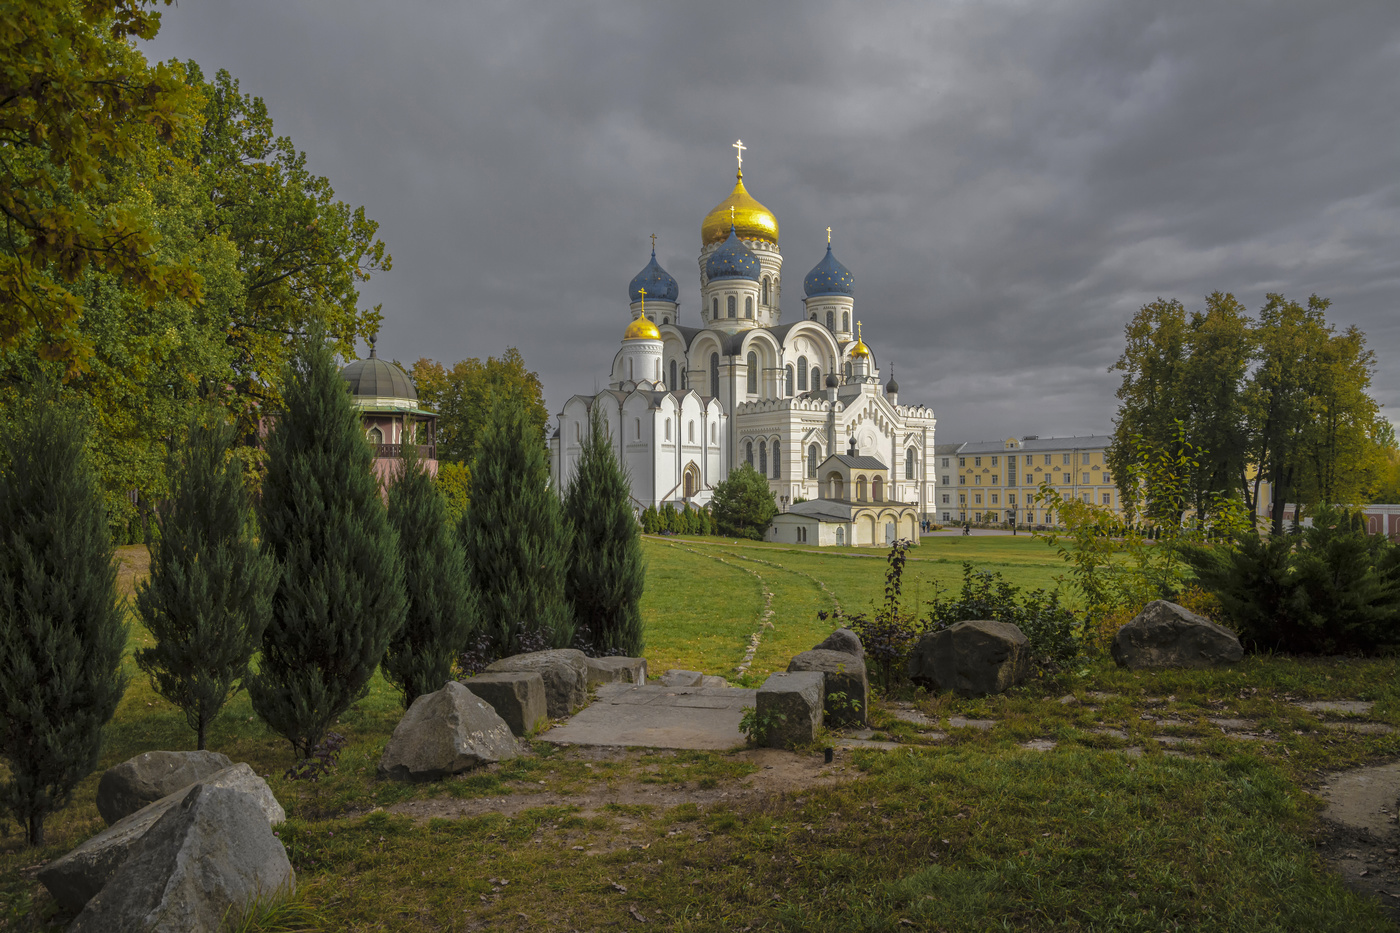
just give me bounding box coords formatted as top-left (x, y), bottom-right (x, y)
top-left (635, 418), bottom-right (641, 439)
top-left (669, 360), bottom-right (677, 388)
top-left (797, 356), bottom-right (808, 391)
top-left (785, 365), bottom-right (794, 396)
top-left (857, 476), bottom-right (868, 501)
top-left (654, 358), bottom-right (660, 381)
top-left (727, 295), bottom-right (736, 318)
top-left (812, 367), bottom-right (821, 391)
top-left (711, 422), bottom-right (716, 443)
top-left (762, 278), bottom-right (769, 304)
top-left (662, 316), bottom-right (669, 325)
top-left (745, 296), bottom-right (753, 318)
top-left (905, 447), bottom-right (916, 479)
top-left (710, 353), bottom-right (719, 397)
top-left (746, 352), bottom-right (758, 394)
top-left (807, 444), bottom-right (818, 478)
top-left (746, 442), bottom-right (753, 467)
top-left (843, 311), bottom-right (850, 332)
top-left (810, 313), bottom-right (817, 321)
top-left (688, 421), bottom-right (695, 443)
top-left (826, 310), bottom-right (834, 330)
top-left (712, 297), bottom-right (719, 320)
top-left (758, 440), bottom-right (767, 475)
top-left (873, 476), bottom-right (883, 502)
top-left (772, 441), bottom-right (781, 478)
top-left (574, 422), bottom-right (581, 442)
top-left (845, 360), bottom-right (852, 378)
top-left (368, 426), bottom-right (383, 445)
top-left (628, 358), bottom-right (634, 380)
top-left (681, 368), bottom-right (687, 389)
top-left (664, 419), bottom-right (671, 441)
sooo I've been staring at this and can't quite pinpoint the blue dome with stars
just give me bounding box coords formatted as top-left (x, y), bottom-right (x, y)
top-left (803, 244), bottom-right (854, 297)
top-left (628, 249), bottom-right (679, 303)
top-left (704, 226), bottom-right (762, 282)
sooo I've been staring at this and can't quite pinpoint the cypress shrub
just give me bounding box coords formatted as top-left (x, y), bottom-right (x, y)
top-left (250, 338), bottom-right (406, 758)
top-left (461, 393), bottom-right (573, 657)
top-left (135, 416), bottom-right (277, 750)
top-left (563, 406), bottom-right (645, 656)
top-left (384, 442), bottom-right (478, 707)
top-left (0, 402), bottom-right (127, 845)
top-left (641, 505), bottom-right (659, 534)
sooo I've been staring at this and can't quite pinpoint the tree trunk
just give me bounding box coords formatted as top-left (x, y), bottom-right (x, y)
top-left (29, 813), bottom-right (44, 847)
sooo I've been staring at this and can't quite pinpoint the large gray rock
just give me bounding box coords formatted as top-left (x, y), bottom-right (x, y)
top-left (813, 628), bottom-right (865, 660)
top-left (96, 751), bottom-right (233, 825)
top-left (583, 656), bottom-right (648, 687)
top-left (659, 669), bottom-right (705, 688)
top-left (907, 620), bottom-right (1031, 697)
top-left (460, 672), bottom-right (548, 737)
top-left (378, 681), bottom-right (518, 782)
top-left (40, 764), bottom-right (283, 913)
top-left (69, 784), bottom-right (294, 933)
top-left (755, 671), bottom-right (824, 749)
top-left (1111, 600), bottom-right (1243, 670)
top-left (486, 649), bottom-right (589, 718)
top-left (787, 648), bottom-right (869, 726)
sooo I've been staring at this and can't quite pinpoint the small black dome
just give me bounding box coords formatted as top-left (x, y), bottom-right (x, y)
top-left (825, 373), bottom-right (840, 388)
top-left (886, 365), bottom-right (899, 394)
top-left (340, 343), bottom-right (417, 400)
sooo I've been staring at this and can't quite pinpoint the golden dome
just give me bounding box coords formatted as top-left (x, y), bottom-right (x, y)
top-left (623, 316), bottom-right (661, 341)
top-left (701, 169), bottom-right (779, 246)
top-left (850, 319), bottom-right (871, 358)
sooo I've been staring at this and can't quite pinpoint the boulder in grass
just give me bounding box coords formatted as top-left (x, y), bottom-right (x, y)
top-left (813, 628), bottom-right (864, 660)
top-left (787, 649), bottom-right (869, 726)
top-left (485, 649), bottom-right (589, 718)
top-left (40, 764), bottom-right (283, 914)
top-left (583, 656), bottom-right (647, 687)
top-left (96, 751), bottom-right (233, 826)
top-left (1111, 600), bottom-right (1243, 670)
top-left (460, 672), bottom-right (549, 737)
top-left (377, 681), bottom-right (518, 782)
top-left (659, 669), bottom-right (705, 688)
top-left (69, 784), bottom-right (294, 933)
top-left (700, 675), bottom-right (729, 688)
top-left (756, 671), bottom-right (824, 748)
top-left (907, 620), bottom-right (1031, 697)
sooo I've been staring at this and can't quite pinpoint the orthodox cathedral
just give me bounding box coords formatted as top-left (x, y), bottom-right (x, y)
top-left (549, 145), bottom-right (937, 545)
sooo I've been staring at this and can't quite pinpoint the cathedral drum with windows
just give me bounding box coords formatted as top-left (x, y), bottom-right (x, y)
top-left (550, 144), bottom-right (936, 544)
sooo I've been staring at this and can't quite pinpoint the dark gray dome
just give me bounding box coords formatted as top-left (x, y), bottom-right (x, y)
top-left (341, 344), bottom-right (417, 400)
top-left (825, 373), bottom-right (840, 388)
top-left (886, 365), bottom-right (898, 394)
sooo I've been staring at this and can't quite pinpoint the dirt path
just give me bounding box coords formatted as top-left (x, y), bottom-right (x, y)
top-left (1314, 760), bottom-right (1400, 923)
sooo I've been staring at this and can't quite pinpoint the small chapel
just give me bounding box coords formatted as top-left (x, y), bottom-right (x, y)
top-left (549, 144), bottom-right (936, 545)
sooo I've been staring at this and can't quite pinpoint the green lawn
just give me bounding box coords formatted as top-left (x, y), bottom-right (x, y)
top-left (3, 540), bottom-right (1398, 932)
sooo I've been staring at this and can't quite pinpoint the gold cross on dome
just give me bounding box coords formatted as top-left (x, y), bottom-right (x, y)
top-left (649, 232), bottom-right (657, 251)
top-left (730, 205), bottom-right (735, 224)
top-left (857, 320), bottom-right (863, 340)
top-left (733, 139), bottom-right (746, 167)
top-left (826, 226), bottom-right (832, 244)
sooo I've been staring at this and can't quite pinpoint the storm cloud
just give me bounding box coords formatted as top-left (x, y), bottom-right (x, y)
top-left (142, 0), bottom-right (1400, 442)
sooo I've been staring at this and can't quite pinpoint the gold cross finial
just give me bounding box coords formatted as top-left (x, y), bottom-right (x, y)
top-left (857, 320), bottom-right (863, 340)
top-left (638, 286), bottom-right (646, 317)
top-left (649, 232), bottom-right (657, 251)
top-left (826, 226), bottom-right (832, 244)
top-left (733, 139), bottom-right (746, 167)
top-left (730, 205), bottom-right (735, 224)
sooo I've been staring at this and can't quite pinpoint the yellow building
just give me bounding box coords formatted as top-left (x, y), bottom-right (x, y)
top-left (938, 435), bottom-right (1121, 526)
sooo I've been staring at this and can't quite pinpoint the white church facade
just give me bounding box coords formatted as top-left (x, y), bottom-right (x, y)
top-left (549, 146), bottom-right (937, 538)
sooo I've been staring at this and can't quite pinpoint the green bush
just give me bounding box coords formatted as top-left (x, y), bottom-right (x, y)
top-left (925, 563), bottom-right (1084, 673)
top-left (709, 463), bottom-right (777, 539)
top-left (1181, 507), bottom-right (1400, 654)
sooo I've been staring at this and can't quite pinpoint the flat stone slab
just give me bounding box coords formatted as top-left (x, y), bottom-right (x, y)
top-left (1297, 700), bottom-right (1375, 716)
top-left (1319, 760), bottom-right (1400, 835)
top-left (1321, 721), bottom-right (1395, 735)
top-left (541, 684), bottom-right (757, 750)
top-left (948, 717), bottom-right (997, 731)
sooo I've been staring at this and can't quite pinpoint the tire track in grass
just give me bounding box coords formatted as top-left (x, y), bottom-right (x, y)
top-left (682, 541), bottom-right (838, 676)
top-left (640, 538), bottom-right (764, 674)
top-left (659, 541), bottom-right (773, 676)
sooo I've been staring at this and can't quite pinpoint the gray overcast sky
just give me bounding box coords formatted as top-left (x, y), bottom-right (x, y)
top-left (142, 1), bottom-right (1400, 443)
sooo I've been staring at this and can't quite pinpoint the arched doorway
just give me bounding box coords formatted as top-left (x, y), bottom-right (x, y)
top-left (856, 476), bottom-right (868, 502)
top-left (872, 476), bottom-right (883, 502)
top-left (683, 463), bottom-right (700, 499)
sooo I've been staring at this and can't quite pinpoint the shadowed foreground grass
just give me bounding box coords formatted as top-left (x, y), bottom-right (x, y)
top-left (1, 542), bottom-right (1397, 931)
